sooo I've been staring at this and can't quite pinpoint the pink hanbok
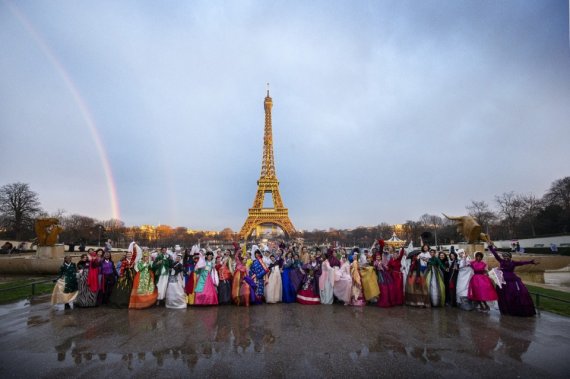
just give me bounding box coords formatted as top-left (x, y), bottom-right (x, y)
top-left (468, 261), bottom-right (498, 302)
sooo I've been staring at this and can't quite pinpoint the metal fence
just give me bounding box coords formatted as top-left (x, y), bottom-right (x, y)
top-left (0, 279), bottom-right (54, 297)
top-left (529, 291), bottom-right (570, 315)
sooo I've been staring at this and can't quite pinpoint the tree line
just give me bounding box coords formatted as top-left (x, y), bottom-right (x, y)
top-left (0, 177), bottom-right (568, 247)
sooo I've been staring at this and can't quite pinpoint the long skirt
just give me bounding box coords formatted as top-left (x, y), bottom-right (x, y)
top-left (456, 267), bottom-right (473, 304)
top-left (156, 274), bottom-right (169, 301)
top-left (109, 275), bottom-right (134, 309)
top-left (389, 270), bottom-right (404, 306)
top-left (297, 288), bottom-right (320, 305)
top-left (75, 270), bottom-right (98, 307)
top-left (195, 276), bottom-right (218, 305)
top-left (51, 278), bottom-right (78, 305)
top-left (468, 273), bottom-right (498, 302)
top-left (232, 271), bottom-right (250, 307)
top-left (360, 267), bottom-right (380, 301)
top-left (289, 268), bottom-right (305, 293)
top-left (129, 272), bottom-right (157, 309)
top-left (218, 280), bottom-right (232, 305)
top-left (445, 270), bottom-right (458, 306)
top-left (98, 274), bottom-right (116, 305)
top-left (281, 268), bottom-right (297, 303)
top-left (496, 275), bottom-right (536, 317)
top-left (165, 275), bottom-right (187, 309)
top-left (377, 270), bottom-right (393, 308)
top-left (266, 271), bottom-right (282, 304)
top-left (405, 271), bottom-right (429, 307)
top-left (333, 278), bottom-right (352, 305)
top-left (426, 266), bottom-right (446, 307)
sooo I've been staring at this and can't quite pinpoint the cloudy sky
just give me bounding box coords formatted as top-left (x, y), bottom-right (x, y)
top-left (1, 1), bottom-right (569, 231)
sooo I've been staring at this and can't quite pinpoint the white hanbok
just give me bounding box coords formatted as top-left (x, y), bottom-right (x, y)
top-left (319, 260), bottom-right (335, 304)
top-left (165, 265), bottom-right (187, 309)
top-left (456, 256), bottom-right (474, 303)
top-left (265, 265), bottom-right (282, 304)
top-left (333, 261), bottom-right (352, 304)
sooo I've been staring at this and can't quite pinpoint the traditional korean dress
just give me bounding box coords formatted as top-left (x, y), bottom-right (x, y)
top-left (350, 259), bottom-right (366, 306)
top-left (216, 258), bottom-right (233, 305)
top-left (387, 248), bottom-right (405, 306)
top-left (75, 259), bottom-right (98, 307)
top-left (297, 262), bottom-right (321, 305)
top-left (249, 258), bottom-right (269, 304)
top-left (319, 259), bottom-right (335, 304)
top-left (129, 260), bottom-right (157, 309)
top-left (490, 246), bottom-right (536, 316)
top-left (152, 253), bottom-right (171, 301)
top-left (165, 261), bottom-right (187, 309)
top-left (109, 253), bottom-right (137, 309)
top-left (456, 256), bottom-right (474, 305)
top-left (426, 257), bottom-right (446, 307)
top-left (446, 257), bottom-right (459, 306)
top-left (334, 260), bottom-right (352, 305)
top-left (194, 259), bottom-right (219, 305)
top-left (51, 261), bottom-right (78, 306)
top-left (265, 262), bottom-right (282, 304)
top-left (405, 255), bottom-right (429, 307)
top-left (375, 254), bottom-right (393, 307)
top-left (281, 258), bottom-right (297, 303)
top-left (360, 261), bottom-right (380, 302)
top-left (185, 260), bottom-right (197, 305)
top-left (232, 254), bottom-right (251, 306)
top-left (98, 258), bottom-right (117, 305)
top-left (289, 258), bottom-right (305, 293)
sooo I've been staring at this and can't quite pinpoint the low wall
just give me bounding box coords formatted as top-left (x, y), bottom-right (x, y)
top-left (0, 252), bottom-right (128, 275)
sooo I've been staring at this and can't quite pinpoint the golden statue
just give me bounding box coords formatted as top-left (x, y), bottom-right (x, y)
top-left (442, 214), bottom-right (488, 244)
top-left (35, 218), bottom-right (64, 246)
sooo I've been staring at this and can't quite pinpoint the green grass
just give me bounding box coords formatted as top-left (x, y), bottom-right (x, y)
top-left (0, 278), bottom-right (54, 304)
top-left (526, 285), bottom-right (570, 317)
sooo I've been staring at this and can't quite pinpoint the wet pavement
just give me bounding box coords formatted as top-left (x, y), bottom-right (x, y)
top-left (0, 296), bottom-right (569, 378)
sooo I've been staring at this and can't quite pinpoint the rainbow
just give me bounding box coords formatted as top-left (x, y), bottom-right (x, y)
top-left (6, 2), bottom-right (121, 220)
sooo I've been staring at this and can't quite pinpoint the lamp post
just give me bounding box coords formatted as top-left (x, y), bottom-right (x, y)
top-left (98, 225), bottom-right (102, 247)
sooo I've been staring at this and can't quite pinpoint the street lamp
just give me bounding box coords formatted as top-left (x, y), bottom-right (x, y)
top-left (98, 225), bottom-right (102, 247)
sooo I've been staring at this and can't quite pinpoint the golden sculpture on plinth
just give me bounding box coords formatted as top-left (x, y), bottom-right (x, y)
top-left (35, 218), bottom-right (64, 246)
top-left (442, 214), bottom-right (488, 244)
top-left (239, 87), bottom-right (296, 239)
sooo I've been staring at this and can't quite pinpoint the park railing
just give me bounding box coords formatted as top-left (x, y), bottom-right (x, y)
top-left (0, 279), bottom-right (55, 298)
top-left (528, 291), bottom-right (570, 315)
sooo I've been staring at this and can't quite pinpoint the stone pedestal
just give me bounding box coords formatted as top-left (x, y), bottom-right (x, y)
top-left (36, 245), bottom-right (66, 259)
top-left (457, 243), bottom-right (485, 256)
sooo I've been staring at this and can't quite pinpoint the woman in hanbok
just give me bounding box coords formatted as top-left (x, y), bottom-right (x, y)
top-left (216, 254), bottom-right (234, 305)
top-left (489, 242), bottom-right (538, 317)
top-left (350, 253), bottom-right (366, 306)
top-left (75, 251), bottom-right (99, 307)
top-left (249, 249), bottom-right (269, 304)
top-left (194, 251), bottom-right (219, 305)
top-left (468, 252), bottom-right (498, 311)
top-left (405, 251), bottom-right (429, 307)
top-left (297, 255), bottom-right (321, 304)
top-left (129, 251), bottom-right (157, 309)
top-left (387, 247), bottom-right (406, 306)
top-left (446, 251), bottom-right (459, 307)
top-left (289, 253), bottom-right (305, 294)
top-left (98, 251), bottom-right (118, 305)
top-left (232, 244), bottom-right (252, 306)
top-left (360, 253), bottom-right (380, 303)
top-left (51, 255), bottom-right (78, 309)
top-left (375, 246), bottom-right (393, 307)
top-left (456, 249), bottom-right (474, 308)
top-left (426, 249), bottom-right (446, 307)
top-left (165, 254), bottom-right (187, 309)
top-left (319, 249), bottom-right (336, 304)
top-left (281, 251), bottom-right (297, 303)
top-left (152, 247), bottom-right (171, 305)
top-left (334, 255), bottom-right (352, 305)
top-left (265, 255), bottom-right (282, 304)
top-left (185, 246), bottom-right (200, 305)
top-left (109, 244), bottom-right (138, 308)
top-left (299, 246), bottom-right (310, 265)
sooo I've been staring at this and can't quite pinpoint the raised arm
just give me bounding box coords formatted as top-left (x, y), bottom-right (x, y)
top-left (513, 259), bottom-right (538, 267)
top-left (489, 244), bottom-right (503, 263)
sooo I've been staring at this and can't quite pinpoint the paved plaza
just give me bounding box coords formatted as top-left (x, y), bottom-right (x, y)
top-left (0, 296), bottom-right (569, 378)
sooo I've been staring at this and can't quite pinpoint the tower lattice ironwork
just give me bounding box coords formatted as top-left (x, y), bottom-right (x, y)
top-left (239, 88), bottom-right (296, 239)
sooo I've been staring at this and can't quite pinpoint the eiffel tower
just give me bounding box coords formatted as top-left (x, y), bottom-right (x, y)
top-left (239, 87), bottom-right (296, 239)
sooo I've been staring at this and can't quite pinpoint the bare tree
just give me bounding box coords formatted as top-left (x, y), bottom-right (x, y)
top-left (0, 183), bottom-right (42, 240)
top-left (495, 191), bottom-right (524, 238)
top-left (519, 194), bottom-right (543, 237)
top-left (544, 176), bottom-right (570, 212)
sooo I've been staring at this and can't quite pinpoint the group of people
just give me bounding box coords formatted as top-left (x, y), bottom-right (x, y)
top-left (51, 239), bottom-right (538, 317)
